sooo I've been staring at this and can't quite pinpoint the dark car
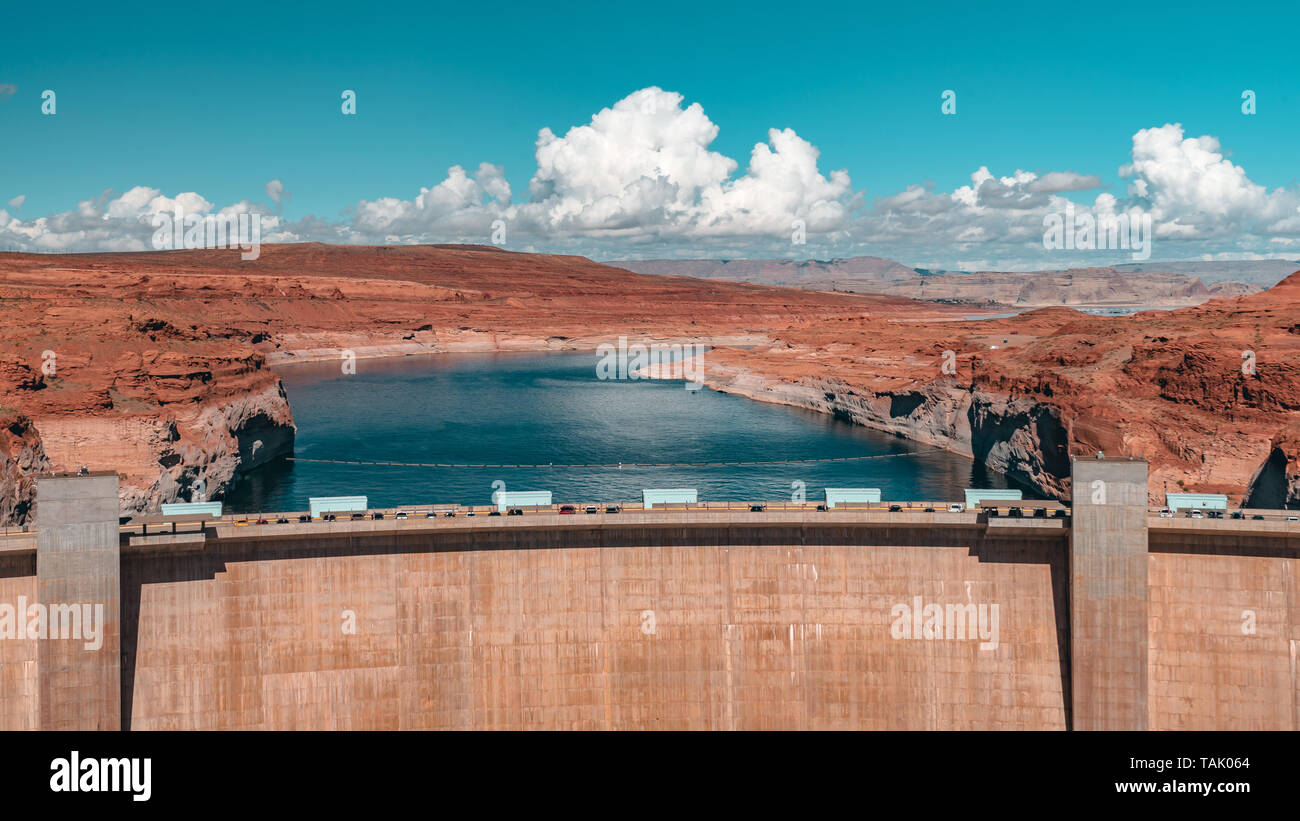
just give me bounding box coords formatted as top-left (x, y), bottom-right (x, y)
top-left (1052, 508), bottom-right (1067, 518)
top-left (275, 517), bottom-right (289, 524)
top-left (1252, 514), bottom-right (1265, 520)
top-left (749, 504), bottom-right (765, 512)
top-left (1033, 507), bottom-right (1047, 518)
top-left (426, 511), bottom-right (438, 518)
top-left (816, 504), bottom-right (828, 511)
top-left (298, 514), bottom-right (310, 523)
top-left (508, 508), bottom-right (524, 516)
top-left (256, 518), bottom-right (269, 525)
top-left (443, 511), bottom-right (456, 517)
top-left (350, 512), bottom-right (365, 520)
top-left (605, 506), bottom-right (621, 514)
top-left (924, 507), bottom-right (936, 513)
top-left (1008, 507), bottom-right (1024, 518)
top-left (1231, 511), bottom-right (1245, 519)
top-left (889, 504), bottom-right (902, 512)
top-left (372, 512), bottom-right (384, 520)
top-left (987, 508), bottom-right (1000, 517)
top-left (324, 513), bottom-right (336, 521)
top-left (559, 505), bottom-right (577, 514)
top-left (489, 510), bottom-right (502, 516)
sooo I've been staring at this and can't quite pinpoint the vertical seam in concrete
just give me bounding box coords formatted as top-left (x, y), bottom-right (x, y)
top-left (1288, 555), bottom-right (1296, 732)
top-left (600, 533), bottom-right (611, 731)
top-left (724, 542), bottom-right (735, 731)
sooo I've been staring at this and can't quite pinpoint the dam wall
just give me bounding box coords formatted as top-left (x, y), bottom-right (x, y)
top-left (1147, 536), bottom-right (1300, 730)
top-left (1, 462), bottom-right (1297, 731)
top-left (0, 554), bottom-right (37, 730)
top-left (117, 526), bottom-right (1068, 730)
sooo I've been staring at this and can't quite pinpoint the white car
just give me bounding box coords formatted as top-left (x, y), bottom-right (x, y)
top-left (1189, 510), bottom-right (1204, 519)
top-left (947, 503), bottom-right (964, 513)
top-left (1158, 508), bottom-right (1173, 518)
top-left (1287, 516), bottom-right (1299, 522)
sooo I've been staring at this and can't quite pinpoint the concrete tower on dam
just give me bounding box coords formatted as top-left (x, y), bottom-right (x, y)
top-left (1, 459), bottom-right (1297, 731)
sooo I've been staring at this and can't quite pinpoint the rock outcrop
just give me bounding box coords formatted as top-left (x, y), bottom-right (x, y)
top-left (679, 273), bottom-right (1300, 506)
top-left (0, 412), bottom-right (50, 525)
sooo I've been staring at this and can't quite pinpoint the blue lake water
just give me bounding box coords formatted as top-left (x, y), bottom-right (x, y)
top-left (224, 351), bottom-right (1033, 512)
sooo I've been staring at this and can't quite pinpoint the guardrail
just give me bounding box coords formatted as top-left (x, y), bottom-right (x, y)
top-left (101, 501), bottom-right (1300, 536)
top-left (11, 499), bottom-right (1296, 541)
top-left (47, 500), bottom-right (1300, 538)
top-left (1150, 508), bottom-right (1300, 522)
top-left (114, 500), bottom-right (997, 534)
top-left (116, 501), bottom-right (1008, 532)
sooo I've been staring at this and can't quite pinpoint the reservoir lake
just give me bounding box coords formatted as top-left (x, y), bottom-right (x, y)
top-left (225, 351), bottom-right (1032, 512)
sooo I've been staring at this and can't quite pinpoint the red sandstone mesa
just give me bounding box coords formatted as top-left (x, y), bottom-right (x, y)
top-left (0, 243), bottom-right (1297, 522)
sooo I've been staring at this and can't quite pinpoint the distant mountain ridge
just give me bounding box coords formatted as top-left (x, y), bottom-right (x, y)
top-left (607, 256), bottom-right (1294, 309)
top-left (606, 256), bottom-right (917, 286)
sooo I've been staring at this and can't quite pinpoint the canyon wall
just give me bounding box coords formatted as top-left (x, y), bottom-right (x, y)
top-left (679, 273), bottom-right (1300, 506)
top-left (0, 414), bottom-right (50, 526)
top-left (692, 363), bottom-right (1074, 499)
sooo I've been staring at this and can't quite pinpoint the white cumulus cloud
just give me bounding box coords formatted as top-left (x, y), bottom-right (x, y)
top-left (266, 179), bottom-right (288, 205)
top-left (5, 94), bottom-right (1299, 269)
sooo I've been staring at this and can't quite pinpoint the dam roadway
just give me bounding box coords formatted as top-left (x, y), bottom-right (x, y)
top-left (1, 458), bottom-right (1298, 731)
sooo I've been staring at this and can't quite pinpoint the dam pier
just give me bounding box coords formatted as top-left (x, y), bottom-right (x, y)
top-left (1, 457), bottom-right (1297, 730)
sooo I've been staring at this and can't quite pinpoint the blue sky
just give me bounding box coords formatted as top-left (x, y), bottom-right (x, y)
top-left (2, 1), bottom-right (1299, 268)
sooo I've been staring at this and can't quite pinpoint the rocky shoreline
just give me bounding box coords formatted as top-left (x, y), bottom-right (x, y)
top-left (678, 362), bottom-right (1072, 499)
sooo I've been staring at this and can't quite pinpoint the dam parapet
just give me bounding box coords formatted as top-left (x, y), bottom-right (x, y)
top-left (3, 460), bottom-right (1297, 731)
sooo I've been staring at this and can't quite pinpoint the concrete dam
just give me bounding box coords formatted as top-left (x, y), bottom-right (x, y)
top-left (1, 458), bottom-right (1296, 731)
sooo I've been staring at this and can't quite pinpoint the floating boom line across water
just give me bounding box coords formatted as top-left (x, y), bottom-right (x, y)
top-left (285, 452), bottom-right (924, 470)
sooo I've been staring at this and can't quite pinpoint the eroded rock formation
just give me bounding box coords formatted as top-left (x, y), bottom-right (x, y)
top-left (687, 273), bottom-right (1300, 505)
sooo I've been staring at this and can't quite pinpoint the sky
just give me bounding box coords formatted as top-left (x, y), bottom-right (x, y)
top-left (2, 0), bottom-right (1299, 269)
